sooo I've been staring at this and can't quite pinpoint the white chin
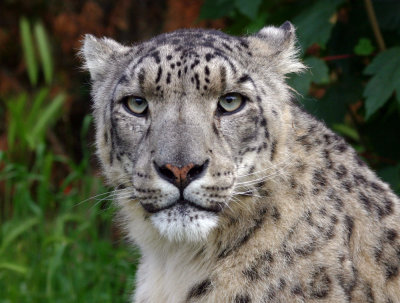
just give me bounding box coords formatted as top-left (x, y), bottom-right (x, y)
top-left (150, 204), bottom-right (218, 242)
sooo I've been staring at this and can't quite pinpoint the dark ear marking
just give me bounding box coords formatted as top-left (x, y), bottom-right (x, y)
top-left (280, 20), bottom-right (292, 31)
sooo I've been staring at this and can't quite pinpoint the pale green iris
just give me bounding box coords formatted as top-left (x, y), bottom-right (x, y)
top-left (126, 96), bottom-right (148, 115)
top-left (218, 93), bottom-right (244, 113)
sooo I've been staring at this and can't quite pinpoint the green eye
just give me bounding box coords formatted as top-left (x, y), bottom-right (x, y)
top-left (218, 93), bottom-right (245, 114)
top-left (123, 96), bottom-right (148, 116)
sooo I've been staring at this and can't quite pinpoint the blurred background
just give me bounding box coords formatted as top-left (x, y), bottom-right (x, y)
top-left (1, 0), bottom-right (400, 301)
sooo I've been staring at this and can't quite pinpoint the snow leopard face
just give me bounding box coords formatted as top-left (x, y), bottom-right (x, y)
top-left (81, 22), bottom-right (304, 242)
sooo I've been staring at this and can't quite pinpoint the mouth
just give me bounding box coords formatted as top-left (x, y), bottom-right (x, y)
top-left (141, 199), bottom-right (224, 214)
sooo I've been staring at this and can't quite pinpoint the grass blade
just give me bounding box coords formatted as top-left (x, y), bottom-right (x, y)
top-left (6, 93), bottom-right (27, 150)
top-left (29, 93), bottom-right (65, 149)
top-left (34, 22), bottom-right (53, 85)
top-left (19, 17), bottom-right (38, 86)
top-left (0, 217), bottom-right (40, 254)
top-left (46, 242), bottom-right (67, 298)
top-left (0, 262), bottom-right (28, 275)
top-left (28, 88), bottom-right (49, 129)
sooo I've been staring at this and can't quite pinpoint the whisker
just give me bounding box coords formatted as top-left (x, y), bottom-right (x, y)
top-left (74, 191), bottom-right (117, 208)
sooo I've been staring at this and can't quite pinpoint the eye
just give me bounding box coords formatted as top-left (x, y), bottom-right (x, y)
top-left (217, 93), bottom-right (246, 115)
top-left (123, 96), bottom-right (148, 116)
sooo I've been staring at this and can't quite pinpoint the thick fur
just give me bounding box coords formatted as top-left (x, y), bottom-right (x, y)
top-left (81, 22), bottom-right (400, 302)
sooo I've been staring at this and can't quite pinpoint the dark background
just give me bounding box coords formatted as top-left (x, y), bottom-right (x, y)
top-left (1, 0), bottom-right (399, 301)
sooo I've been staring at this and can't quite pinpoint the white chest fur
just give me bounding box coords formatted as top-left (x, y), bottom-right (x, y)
top-left (134, 244), bottom-right (212, 303)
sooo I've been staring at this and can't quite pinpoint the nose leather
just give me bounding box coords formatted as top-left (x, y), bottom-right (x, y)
top-left (165, 163), bottom-right (194, 187)
top-left (154, 159), bottom-right (209, 190)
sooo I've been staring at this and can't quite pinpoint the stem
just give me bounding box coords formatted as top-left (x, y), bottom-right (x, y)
top-left (364, 0), bottom-right (386, 51)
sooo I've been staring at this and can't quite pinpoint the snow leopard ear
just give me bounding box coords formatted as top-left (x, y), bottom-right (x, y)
top-left (249, 21), bottom-right (305, 75)
top-left (80, 34), bottom-right (129, 81)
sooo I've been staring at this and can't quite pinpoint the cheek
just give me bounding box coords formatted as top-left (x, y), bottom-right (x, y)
top-left (219, 108), bottom-right (260, 153)
top-left (115, 118), bottom-right (148, 148)
top-left (109, 117), bottom-right (150, 169)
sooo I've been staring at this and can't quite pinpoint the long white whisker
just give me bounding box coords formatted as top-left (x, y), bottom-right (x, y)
top-left (74, 191), bottom-right (117, 208)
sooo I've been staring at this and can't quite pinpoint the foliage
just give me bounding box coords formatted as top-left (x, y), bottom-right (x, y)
top-left (363, 47), bottom-right (400, 118)
top-left (2, 1), bottom-right (400, 302)
top-left (9, 18), bottom-right (64, 156)
top-left (293, 0), bottom-right (345, 51)
top-left (1, 17), bottom-right (136, 302)
top-left (201, 0), bottom-right (400, 194)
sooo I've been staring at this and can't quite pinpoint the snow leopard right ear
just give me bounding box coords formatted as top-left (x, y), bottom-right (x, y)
top-left (248, 21), bottom-right (305, 75)
top-left (80, 34), bottom-right (130, 81)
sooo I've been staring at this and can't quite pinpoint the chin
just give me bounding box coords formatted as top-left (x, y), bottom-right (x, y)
top-left (150, 203), bottom-right (219, 242)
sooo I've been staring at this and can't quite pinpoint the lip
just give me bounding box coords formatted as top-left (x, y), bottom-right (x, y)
top-left (141, 199), bottom-right (224, 214)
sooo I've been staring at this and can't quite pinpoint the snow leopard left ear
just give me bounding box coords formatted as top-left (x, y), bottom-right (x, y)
top-left (248, 21), bottom-right (305, 75)
top-left (80, 34), bottom-right (130, 82)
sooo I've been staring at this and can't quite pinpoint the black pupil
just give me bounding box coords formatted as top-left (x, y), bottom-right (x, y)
top-left (225, 96), bottom-right (235, 103)
top-left (135, 98), bottom-right (144, 105)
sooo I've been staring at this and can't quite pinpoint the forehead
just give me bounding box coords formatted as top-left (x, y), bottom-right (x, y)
top-left (118, 29), bottom-right (252, 98)
top-left (142, 29), bottom-right (250, 57)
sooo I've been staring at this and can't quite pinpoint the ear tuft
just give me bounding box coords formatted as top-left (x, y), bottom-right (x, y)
top-left (250, 21), bottom-right (305, 75)
top-left (79, 34), bottom-right (129, 81)
top-left (256, 21), bottom-right (294, 48)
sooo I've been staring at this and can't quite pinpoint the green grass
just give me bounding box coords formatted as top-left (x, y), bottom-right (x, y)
top-left (0, 144), bottom-right (138, 303)
top-left (1, 101), bottom-right (138, 302)
top-left (1, 18), bottom-right (139, 302)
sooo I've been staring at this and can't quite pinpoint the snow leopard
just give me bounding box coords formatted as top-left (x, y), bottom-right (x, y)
top-left (80, 22), bottom-right (400, 302)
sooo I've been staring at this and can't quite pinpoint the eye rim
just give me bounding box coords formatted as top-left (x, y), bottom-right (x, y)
top-left (122, 95), bottom-right (148, 117)
top-left (217, 92), bottom-right (247, 116)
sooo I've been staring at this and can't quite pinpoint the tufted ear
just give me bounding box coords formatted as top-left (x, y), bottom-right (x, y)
top-left (249, 21), bottom-right (305, 75)
top-left (80, 34), bottom-right (130, 81)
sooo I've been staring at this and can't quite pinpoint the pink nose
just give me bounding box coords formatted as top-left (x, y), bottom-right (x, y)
top-left (164, 163), bottom-right (195, 185)
top-left (154, 160), bottom-right (209, 189)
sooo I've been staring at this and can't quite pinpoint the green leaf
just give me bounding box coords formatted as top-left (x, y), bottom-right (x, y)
top-left (306, 57), bottom-right (329, 84)
top-left (19, 17), bottom-right (38, 86)
top-left (234, 0), bottom-right (262, 20)
top-left (293, 0), bottom-right (345, 51)
top-left (288, 57), bottom-right (329, 95)
top-left (34, 22), bottom-right (53, 85)
top-left (332, 124), bottom-right (360, 142)
top-left (200, 0), bottom-right (235, 19)
top-left (354, 38), bottom-right (375, 56)
top-left (363, 47), bottom-right (400, 119)
top-left (288, 72), bottom-right (311, 96)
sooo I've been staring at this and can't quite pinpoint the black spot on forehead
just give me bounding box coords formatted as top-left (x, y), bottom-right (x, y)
top-left (134, 29), bottom-right (243, 71)
top-left (150, 28), bottom-right (237, 47)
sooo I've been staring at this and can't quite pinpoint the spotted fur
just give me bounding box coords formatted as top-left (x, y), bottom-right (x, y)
top-left (81, 22), bottom-right (400, 302)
